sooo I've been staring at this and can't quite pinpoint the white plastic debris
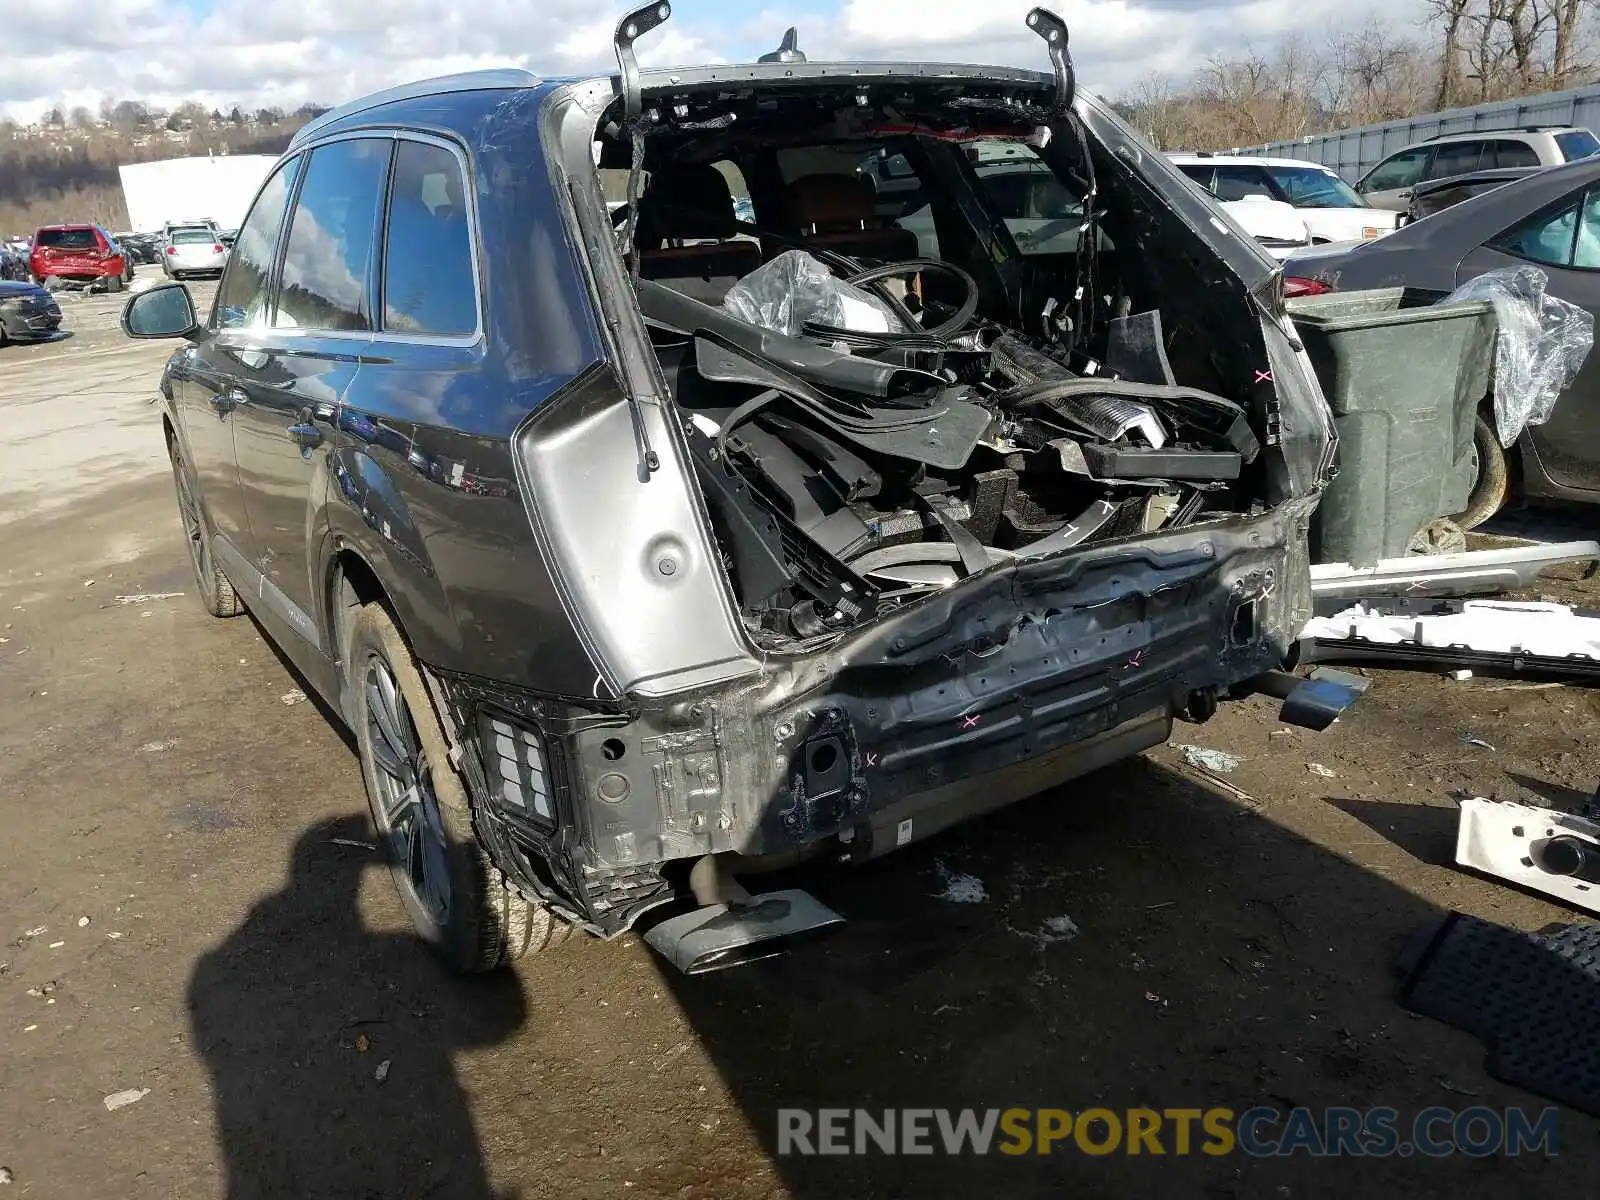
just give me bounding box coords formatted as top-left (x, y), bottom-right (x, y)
top-left (103, 1087), bottom-right (150, 1111)
top-left (1449, 669), bottom-right (1474, 681)
top-left (137, 740), bottom-right (178, 754)
top-left (112, 593), bottom-right (183, 605)
top-left (280, 689), bottom-right (307, 706)
top-left (47, 941), bottom-right (63, 949)
top-left (1457, 796), bottom-right (1600, 915)
top-left (22, 927), bottom-right (45, 939)
top-left (374, 1059), bottom-right (391, 1083)
top-left (77, 916), bottom-right (89, 927)
top-left (1302, 599), bottom-right (1600, 661)
top-left (934, 861), bottom-right (988, 904)
top-left (1307, 763), bottom-right (1337, 778)
top-left (0, 1164), bottom-right (13, 1183)
top-left (1174, 744), bottom-right (1243, 774)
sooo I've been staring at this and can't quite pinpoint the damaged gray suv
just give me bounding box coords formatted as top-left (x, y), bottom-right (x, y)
top-left (121, 5), bottom-right (1341, 975)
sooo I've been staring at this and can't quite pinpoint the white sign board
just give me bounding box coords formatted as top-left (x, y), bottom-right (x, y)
top-left (118, 155), bottom-right (279, 233)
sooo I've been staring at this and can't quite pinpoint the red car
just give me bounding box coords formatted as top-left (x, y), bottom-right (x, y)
top-left (29, 224), bottom-right (133, 291)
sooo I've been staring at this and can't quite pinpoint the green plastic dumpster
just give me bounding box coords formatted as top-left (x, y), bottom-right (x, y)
top-left (1288, 287), bottom-right (1497, 567)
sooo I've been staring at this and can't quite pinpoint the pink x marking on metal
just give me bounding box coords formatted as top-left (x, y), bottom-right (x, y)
top-left (1126, 649), bottom-right (1144, 669)
top-left (865, 752), bottom-right (879, 768)
top-left (1254, 369), bottom-right (1274, 384)
top-left (960, 714), bottom-right (980, 729)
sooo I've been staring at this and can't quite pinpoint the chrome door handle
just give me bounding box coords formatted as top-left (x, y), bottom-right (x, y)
top-left (286, 422), bottom-right (323, 449)
top-left (208, 387), bottom-right (248, 415)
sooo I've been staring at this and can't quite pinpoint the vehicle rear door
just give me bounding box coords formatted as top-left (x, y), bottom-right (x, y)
top-left (176, 155), bottom-right (302, 573)
top-left (229, 134), bottom-right (392, 653)
top-left (1358, 146), bottom-right (1434, 212)
top-left (1456, 182), bottom-right (1600, 491)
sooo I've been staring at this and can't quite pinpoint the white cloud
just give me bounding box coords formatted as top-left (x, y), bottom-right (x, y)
top-left (3, 0), bottom-right (1433, 121)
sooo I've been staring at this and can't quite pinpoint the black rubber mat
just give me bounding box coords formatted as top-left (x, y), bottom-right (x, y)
top-left (1399, 911), bottom-right (1600, 1115)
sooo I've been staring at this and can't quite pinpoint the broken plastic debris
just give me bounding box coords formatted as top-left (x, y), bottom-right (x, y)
top-left (1174, 744), bottom-right (1242, 774)
top-left (1449, 669), bottom-right (1473, 681)
top-left (22, 926), bottom-right (45, 939)
top-left (0, 1165), bottom-right (13, 1184)
top-left (374, 1059), bottom-right (391, 1083)
top-left (1463, 734), bottom-right (1496, 751)
top-left (136, 740), bottom-right (178, 754)
top-left (934, 860), bottom-right (988, 904)
top-left (47, 941), bottom-right (63, 949)
top-left (103, 1087), bottom-right (150, 1111)
top-left (77, 916), bottom-right (89, 927)
top-left (330, 837), bottom-right (376, 851)
top-left (1307, 763), bottom-right (1336, 778)
top-left (112, 593), bottom-right (183, 605)
top-left (280, 689), bottom-right (308, 706)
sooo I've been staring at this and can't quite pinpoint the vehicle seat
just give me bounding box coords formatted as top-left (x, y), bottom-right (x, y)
top-left (634, 165), bottom-right (761, 302)
top-left (786, 174), bottom-right (919, 262)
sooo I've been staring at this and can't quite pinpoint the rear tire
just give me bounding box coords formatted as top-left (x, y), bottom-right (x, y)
top-left (1452, 412), bottom-right (1511, 530)
top-left (347, 602), bottom-right (572, 973)
top-left (167, 437), bottom-right (241, 618)
top-left (104, 272), bottom-right (122, 293)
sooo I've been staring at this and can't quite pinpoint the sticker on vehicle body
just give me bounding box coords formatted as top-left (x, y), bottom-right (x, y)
top-left (896, 818), bottom-right (913, 846)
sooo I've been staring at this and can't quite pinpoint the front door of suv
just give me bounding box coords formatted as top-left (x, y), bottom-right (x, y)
top-left (230, 135), bottom-right (391, 652)
top-left (182, 154), bottom-right (301, 578)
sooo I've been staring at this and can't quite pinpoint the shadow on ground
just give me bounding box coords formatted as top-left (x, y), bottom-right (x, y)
top-left (187, 815), bottom-right (527, 1200)
top-left (645, 755), bottom-right (1591, 1198)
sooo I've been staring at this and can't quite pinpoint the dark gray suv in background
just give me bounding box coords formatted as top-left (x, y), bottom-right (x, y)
top-left (122, 5), bottom-right (1342, 977)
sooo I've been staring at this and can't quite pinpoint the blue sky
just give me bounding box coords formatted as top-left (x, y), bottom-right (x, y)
top-left (5, 0), bottom-right (1405, 122)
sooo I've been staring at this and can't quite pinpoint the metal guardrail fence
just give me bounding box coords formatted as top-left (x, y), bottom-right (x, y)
top-left (1233, 83), bottom-right (1600, 181)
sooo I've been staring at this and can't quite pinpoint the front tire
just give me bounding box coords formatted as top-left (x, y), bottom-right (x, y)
top-left (1453, 412), bottom-right (1511, 530)
top-left (168, 437), bottom-right (241, 617)
top-left (346, 602), bottom-right (571, 973)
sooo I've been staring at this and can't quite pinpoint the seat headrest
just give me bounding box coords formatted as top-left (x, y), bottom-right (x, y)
top-left (635, 165), bottom-right (737, 245)
top-left (788, 174), bottom-right (873, 232)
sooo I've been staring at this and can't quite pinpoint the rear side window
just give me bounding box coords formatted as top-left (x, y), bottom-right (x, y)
top-left (1362, 147), bottom-right (1430, 192)
top-left (1490, 140), bottom-right (1541, 169)
top-left (382, 140), bottom-right (478, 337)
top-left (35, 228), bottom-right (98, 250)
top-left (275, 138), bottom-right (391, 332)
top-left (1556, 130), bottom-right (1600, 161)
top-left (1490, 191), bottom-right (1584, 267)
top-left (1428, 141), bottom-right (1483, 179)
top-left (171, 230), bottom-right (215, 245)
top-left (216, 156), bottom-right (301, 329)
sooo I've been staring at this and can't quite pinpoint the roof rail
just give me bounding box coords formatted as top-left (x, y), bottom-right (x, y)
top-left (1421, 124), bottom-right (1573, 142)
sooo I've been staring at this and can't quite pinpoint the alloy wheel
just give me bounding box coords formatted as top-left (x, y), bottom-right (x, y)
top-left (364, 655), bottom-right (453, 926)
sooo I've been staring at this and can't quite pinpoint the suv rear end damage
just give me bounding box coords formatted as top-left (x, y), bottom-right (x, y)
top-left (464, 8), bottom-right (1347, 969)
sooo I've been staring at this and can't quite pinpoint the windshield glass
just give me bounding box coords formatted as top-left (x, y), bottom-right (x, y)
top-left (36, 228), bottom-right (98, 250)
top-left (1556, 130), bottom-right (1600, 161)
top-left (1265, 166), bottom-right (1367, 209)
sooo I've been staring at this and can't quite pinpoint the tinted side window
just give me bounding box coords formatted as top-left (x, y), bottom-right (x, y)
top-left (1491, 140), bottom-right (1540, 169)
top-left (1490, 193), bottom-right (1582, 267)
top-left (382, 141), bottom-right (477, 337)
top-left (1362, 148), bottom-right (1429, 192)
top-left (275, 138), bottom-right (391, 332)
top-left (216, 156), bottom-right (301, 329)
top-left (1428, 140), bottom-right (1483, 180)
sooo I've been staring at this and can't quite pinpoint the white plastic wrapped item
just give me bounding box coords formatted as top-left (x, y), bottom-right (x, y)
top-left (1437, 265), bottom-right (1594, 447)
top-left (723, 250), bottom-right (905, 338)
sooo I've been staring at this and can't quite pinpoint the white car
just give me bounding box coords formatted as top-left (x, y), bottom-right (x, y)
top-left (1216, 195), bottom-right (1311, 260)
top-left (1169, 154), bottom-right (1399, 245)
top-left (162, 226), bottom-right (229, 280)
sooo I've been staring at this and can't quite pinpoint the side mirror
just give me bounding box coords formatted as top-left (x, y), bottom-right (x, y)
top-left (122, 281), bottom-right (199, 340)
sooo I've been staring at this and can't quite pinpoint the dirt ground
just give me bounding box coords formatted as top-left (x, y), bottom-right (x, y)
top-left (3, 274), bottom-right (1599, 1198)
